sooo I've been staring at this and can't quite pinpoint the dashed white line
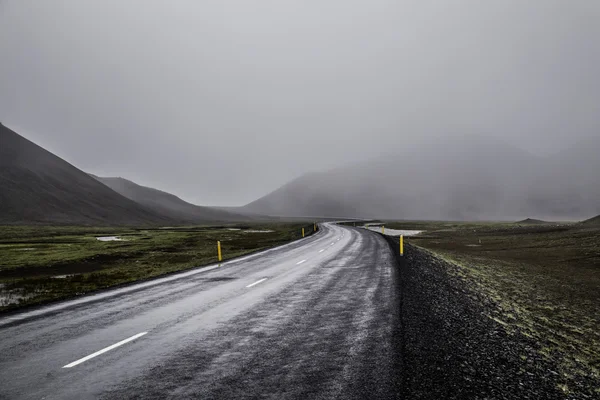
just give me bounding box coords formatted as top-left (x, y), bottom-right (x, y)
top-left (246, 278), bottom-right (267, 288)
top-left (319, 249), bottom-right (324, 253)
top-left (63, 332), bottom-right (148, 368)
top-left (296, 259), bottom-right (307, 265)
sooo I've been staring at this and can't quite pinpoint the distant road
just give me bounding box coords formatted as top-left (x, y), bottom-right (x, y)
top-left (0, 223), bottom-right (400, 399)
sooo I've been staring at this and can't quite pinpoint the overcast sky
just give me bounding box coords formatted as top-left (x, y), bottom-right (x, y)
top-left (1, 1), bottom-right (599, 206)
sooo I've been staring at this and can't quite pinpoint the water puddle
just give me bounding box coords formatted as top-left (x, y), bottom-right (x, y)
top-left (365, 226), bottom-right (423, 236)
top-left (0, 289), bottom-right (40, 307)
top-left (96, 236), bottom-right (124, 242)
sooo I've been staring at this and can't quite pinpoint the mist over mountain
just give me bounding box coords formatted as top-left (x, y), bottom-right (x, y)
top-left (91, 175), bottom-right (250, 223)
top-left (0, 123), bottom-right (174, 225)
top-left (518, 137), bottom-right (600, 221)
top-left (243, 135), bottom-right (600, 221)
top-left (2, 121), bottom-right (597, 224)
top-left (3, 1), bottom-right (599, 206)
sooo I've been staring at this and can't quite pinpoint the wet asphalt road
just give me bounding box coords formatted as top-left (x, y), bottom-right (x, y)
top-left (0, 223), bottom-right (400, 399)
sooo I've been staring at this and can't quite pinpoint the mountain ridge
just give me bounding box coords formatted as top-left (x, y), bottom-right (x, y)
top-left (583, 215), bottom-right (600, 225)
top-left (243, 135), bottom-right (600, 220)
top-left (0, 123), bottom-right (174, 225)
top-left (91, 175), bottom-right (250, 223)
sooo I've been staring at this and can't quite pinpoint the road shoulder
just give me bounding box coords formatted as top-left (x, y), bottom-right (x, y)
top-left (383, 236), bottom-right (571, 399)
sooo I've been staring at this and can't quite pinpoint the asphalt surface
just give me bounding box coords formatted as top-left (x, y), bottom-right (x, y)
top-left (0, 223), bottom-right (401, 399)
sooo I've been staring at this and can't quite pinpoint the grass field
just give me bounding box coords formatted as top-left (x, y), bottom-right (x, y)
top-left (0, 223), bottom-right (316, 312)
top-left (384, 220), bottom-right (600, 393)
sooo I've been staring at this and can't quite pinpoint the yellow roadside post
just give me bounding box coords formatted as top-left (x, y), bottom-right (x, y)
top-left (217, 241), bottom-right (222, 262)
top-left (400, 235), bottom-right (404, 256)
top-left (314, 222), bottom-right (317, 232)
top-left (382, 225), bottom-right (385, 234)
top-left (302, 228), bottom-right (305, 238)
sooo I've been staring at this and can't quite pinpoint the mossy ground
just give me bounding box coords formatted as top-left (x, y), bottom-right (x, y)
top-left (384, 220), bottom-right (600, 394)
top-left (0, 223), bottom-right (315, 311)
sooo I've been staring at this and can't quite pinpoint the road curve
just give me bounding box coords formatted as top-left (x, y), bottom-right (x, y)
top-left (0, 223), bottom-right (400, 399)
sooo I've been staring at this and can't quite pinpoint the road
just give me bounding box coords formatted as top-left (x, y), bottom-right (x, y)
top-left (0, 223), bottom-right (400, 399)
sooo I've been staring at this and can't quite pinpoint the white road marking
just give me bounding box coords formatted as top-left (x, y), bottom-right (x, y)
top-left (296, 259), bottom-right (307, 265)
top-left (319, 249), bottom-right (324, 253)
top-left (0, 230), bottom-right (329, 328)
top-left (246, 278), bottom-right (267, 288)
top-left (63, 332), bottom-right (148, 368)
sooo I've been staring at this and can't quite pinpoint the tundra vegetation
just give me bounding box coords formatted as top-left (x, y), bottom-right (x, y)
top-left (0, 223), bottom-right (315, 312)
top-left (384, 220), bottom-right (600, 394)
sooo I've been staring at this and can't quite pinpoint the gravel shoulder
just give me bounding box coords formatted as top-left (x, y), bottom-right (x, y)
top-left (383, 236), bottom-right (587, 399)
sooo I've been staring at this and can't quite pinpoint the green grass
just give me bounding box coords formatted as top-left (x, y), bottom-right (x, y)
top-left (0, 223), bottom-right (316, 312)
top-left (384, 220), bottom-right (600, 392)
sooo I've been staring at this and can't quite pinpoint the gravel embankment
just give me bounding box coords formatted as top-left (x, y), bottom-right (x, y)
top-left (384, 236), bottom-right (576, 400)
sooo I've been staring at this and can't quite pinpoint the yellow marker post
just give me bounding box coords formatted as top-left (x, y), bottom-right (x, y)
top-left (217, 241), bottom-right (222, 262)
top-left (400, 235), bottom-right (404, 256)
top-left (302, 228), bottom-right (305, 238)
top-left (314, 222), bottom-right (317, 232)
top-left (382, 226), bottom-right (385, 234)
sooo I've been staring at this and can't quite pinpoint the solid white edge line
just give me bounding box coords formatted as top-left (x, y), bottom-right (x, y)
top-left (63, 332), bottom-right (148, 368)
top-left (296, 259), bottom-right (307, 265)
top-left (246, 278), bottom-right (267, 288)
top-left (0, 226), bottom-right (328, 327)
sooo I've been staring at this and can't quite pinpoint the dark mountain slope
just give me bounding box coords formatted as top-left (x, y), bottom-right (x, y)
top-left (91, 175), bottom-right (249, 223)
top-left (582, 215), bottom-right (600, 225)
top-left (0, 123), bottom-right (173, 225)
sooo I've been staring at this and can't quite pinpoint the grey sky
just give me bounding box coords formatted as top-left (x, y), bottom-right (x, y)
top-left (1, 1), bottom-right (599, 206)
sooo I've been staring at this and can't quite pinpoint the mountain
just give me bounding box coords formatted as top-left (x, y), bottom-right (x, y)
top-left (582, 215), bottom-right (600, 226)
top-left (516, 218), bottom-right (548, 225)
top-left (243, 135), bottom-right (599, 221)
top-left (91, 175), bottom-right (249, 223)
top-left (0, 123), bottom-right (174, 225)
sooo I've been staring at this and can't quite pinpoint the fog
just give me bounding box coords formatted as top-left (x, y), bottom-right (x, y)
top-left (1, 1), bottom-right (599, 207)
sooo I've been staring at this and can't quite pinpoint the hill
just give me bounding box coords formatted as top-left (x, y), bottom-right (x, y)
top-left (517, 218), bottom-right (548, 225)
top-left (582, 215), bottom-right (600, 225)
top-left (0, 123), bottom-right (174, 225)
top-left (244, 136), bottom-right (541, 220)
top-left (91, 175), bottom-right (249, 223)
top-left (243, 135), bottom-right (600, 220)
